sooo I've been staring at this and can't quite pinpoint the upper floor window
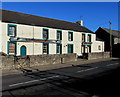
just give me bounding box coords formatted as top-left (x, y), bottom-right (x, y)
top-left (57, 30), bottom-right (62, 40)
top-left (43, 29), bottom-right (48, 40)
top-left (68, 32), bottom-right (73, 41)
top-left (82, 34), bottom-right (85, 42)
top-left (8, 24), bottom-right (16, 37)
top-left (87, 34), bottom-right (91, 42)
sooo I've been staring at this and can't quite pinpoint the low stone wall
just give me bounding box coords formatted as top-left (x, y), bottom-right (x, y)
top-left (88, 52), bottom-right (110, 60)
top-left (1, 53), bottom-right (77, 70)
top-left (0, 56), bottom-right (15, 70)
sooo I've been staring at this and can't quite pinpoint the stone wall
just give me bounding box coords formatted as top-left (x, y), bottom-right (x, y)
top-left (0, 56), bottom-right (15, 70)
top-left (88, 52), bottom-right (110, 60)
top-left (1, 53), bottom-right (77, 70)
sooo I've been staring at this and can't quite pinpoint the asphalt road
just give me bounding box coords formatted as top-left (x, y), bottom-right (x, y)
top-left (2, 58), bottom-right (120, 97)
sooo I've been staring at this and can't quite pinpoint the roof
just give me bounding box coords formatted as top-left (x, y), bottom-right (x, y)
top-left (98, 27), bottom-right (120, 38)
top-left (1, 9), bottom-right (94, 33)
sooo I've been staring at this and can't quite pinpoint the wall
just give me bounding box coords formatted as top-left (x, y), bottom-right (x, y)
top-left (92, 41), bottom-right (104, 53)
top-left (1, 53), bottom-right (77, 70)
top-left (2, 22), bottom-right (104, 57)
top-left (87, 52), bottom-right (110, 60)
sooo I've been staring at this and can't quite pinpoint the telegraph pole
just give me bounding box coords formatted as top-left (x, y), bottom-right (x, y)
top-left (109, 21), bottom-right (112, 57)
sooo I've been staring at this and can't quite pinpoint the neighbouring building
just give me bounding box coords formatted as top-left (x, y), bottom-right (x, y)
top-left (96, 27), bottom-right (120, 57)
top-left (0, 9), bottom-right (104, 57)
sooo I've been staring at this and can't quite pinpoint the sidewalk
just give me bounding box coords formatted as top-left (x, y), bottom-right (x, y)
top-left (2, 58), bottom-right (116, 76)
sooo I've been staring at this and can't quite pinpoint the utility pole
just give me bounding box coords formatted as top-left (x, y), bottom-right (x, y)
top-left (109, 21), bottom-right (112, 57)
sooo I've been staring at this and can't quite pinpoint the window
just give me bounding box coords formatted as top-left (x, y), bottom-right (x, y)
top-left (81, 46), bottom-right (85, 53)
top-left (8, 24), bottom-right (16, 37)
top-left (57, 31), bottom-right (62, 40)
top-left (8, 42), bottom-right (16, 55)
top-left (68, 32), bottom-right (73, 41)
top-left (82, 34), bottom-right (85, 42)
top-left (87, 34), bottom-right (91, 42)
top-left (98, 45), bottom-right (101, 50)
top-left (87, 46), bottom-right (91, 53)
top-left (68, 44), bottom-right (73, 53)
top-left (43, 29), bottom-right (48, 40)
top-left (57, 44), bottom-right (62, 54)
top-left (43, 43), bottom-right (49, 54)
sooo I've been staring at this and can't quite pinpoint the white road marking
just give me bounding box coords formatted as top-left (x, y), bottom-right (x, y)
top-left (9, 82), bottom-right (24, 87)
top-left (9, 75), bottom-right (60, 87)
top-left (77, 67), bottom-right (99, 73)
top-left (24, 80), bottom-right (39, 84)
top-left (106, 63), bottom-right (119, 67)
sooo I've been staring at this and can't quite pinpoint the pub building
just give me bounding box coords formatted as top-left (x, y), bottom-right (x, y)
top-left (1, 9), bottom-right (104, 57)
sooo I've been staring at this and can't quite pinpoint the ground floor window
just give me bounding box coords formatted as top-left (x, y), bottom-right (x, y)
top-left (81, 46), bottom-right (85, 53)
top-left (87, 46), bottom-right (91, 53)
top-left (68, 44), bottom-right (73, 53)
top-left (43, 43), bottom-right (49, 54)
top-left (57, 44), bottom-right (62, 54)
top-left (8, 42), bottom-right (16, 55)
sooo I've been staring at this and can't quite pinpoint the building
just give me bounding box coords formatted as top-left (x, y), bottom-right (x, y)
top-left (95, 27), bottom-right (120, 57)
top-left (0, 9), bottom-right (104, 57)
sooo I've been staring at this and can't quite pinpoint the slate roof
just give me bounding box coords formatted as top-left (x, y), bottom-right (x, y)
top-left (1, 9), bottom-right (93, 33)
top-left (98, 27), bottom-right (120, 38)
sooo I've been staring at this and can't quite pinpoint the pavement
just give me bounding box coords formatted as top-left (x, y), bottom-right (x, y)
top-left (2, 57), bottom-right (116, 76)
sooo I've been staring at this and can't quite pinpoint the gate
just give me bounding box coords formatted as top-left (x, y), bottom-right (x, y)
top-left (14, 56), bottom-right (30, 69)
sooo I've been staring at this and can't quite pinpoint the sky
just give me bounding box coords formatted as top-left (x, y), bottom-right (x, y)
top-left (2, 2), bottom-right (119, 32)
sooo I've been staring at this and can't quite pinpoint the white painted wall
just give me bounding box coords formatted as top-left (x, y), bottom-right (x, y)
top-left (92, 41), bottom-right (104, 52)
top-left (17, 42), bottom-right (43, 56)
top-left (1, 22), bottom-right (105, 56)
top-left (1, 23), bottom-right (9, 54)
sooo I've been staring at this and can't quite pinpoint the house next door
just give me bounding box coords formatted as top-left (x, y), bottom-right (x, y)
top-left (20, 46), bottom-right (26, 56)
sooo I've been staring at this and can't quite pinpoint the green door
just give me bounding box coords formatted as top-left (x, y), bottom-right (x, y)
top-left (20, 46), bottom-right (26, 56)
top-left (68, 44), bottom-right (73, 53)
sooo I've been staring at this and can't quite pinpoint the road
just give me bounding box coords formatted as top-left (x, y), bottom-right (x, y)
top-left (2, 58), bottom-right (120, 97)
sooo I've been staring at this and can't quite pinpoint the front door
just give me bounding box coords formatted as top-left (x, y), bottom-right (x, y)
top-left (20, 46), bottom-right (26, 56)
top-left (68, 44), bottom-right (73, 53)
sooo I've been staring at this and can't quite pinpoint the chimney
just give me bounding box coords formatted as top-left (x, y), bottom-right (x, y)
top-left (76, 20), bottom-right (84, 26)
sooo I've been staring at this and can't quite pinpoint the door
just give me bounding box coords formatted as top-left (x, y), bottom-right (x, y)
top-left (20, 46), bottom-right (26, 56)
top-left (68, 44), bottom-right (73, 53)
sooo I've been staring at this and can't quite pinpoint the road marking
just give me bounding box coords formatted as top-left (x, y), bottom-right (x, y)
top-left (77, 67), bottom-right (98, 73)
top-left (9, 75), bottom-right (60, 87)
top-left (9, 82), bottom-right (24, 87)
top-left (106, 63), bottom-right (119, 67)
top-left (24, 80), bottom-right (39, 84)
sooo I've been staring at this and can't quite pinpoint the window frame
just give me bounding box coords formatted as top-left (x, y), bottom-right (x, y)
top-left (8, 24), bottom-right (16, 37)
top-left (87, 34), bottom-right (91, 42)
top-left (56, 43), bottom-right (62, 54)
top-left (7, 41), bottom-right (17, 56)
top-left (43, 28), bottom-right (49, 40)
top-left (82, 33), bottom-right (85, 42)
top-left (43, 43), bottom-right (49, 54)
top-left (57, 30), bottom-right (62, 40)
top-left (68, 32), bottom-right (73, 41)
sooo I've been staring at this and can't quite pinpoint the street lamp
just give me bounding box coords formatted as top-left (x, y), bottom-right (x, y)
top-left (109, 21), bottom-right (112, 57)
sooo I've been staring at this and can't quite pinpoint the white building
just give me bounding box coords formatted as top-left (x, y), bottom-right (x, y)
top-left (1, 9), bottom-right (104, 57)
